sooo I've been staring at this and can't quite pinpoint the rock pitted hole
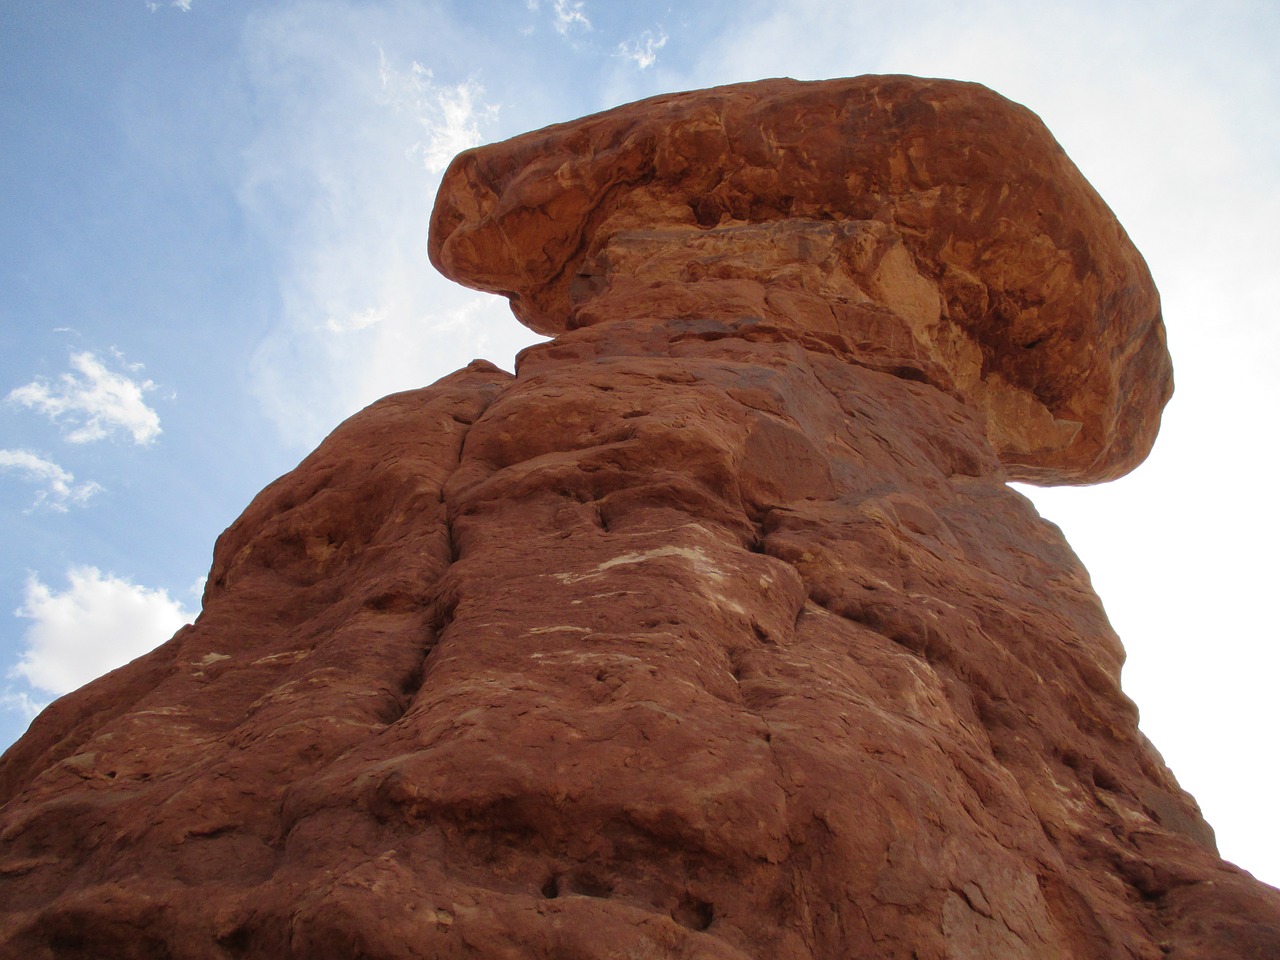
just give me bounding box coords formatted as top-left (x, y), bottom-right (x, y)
top-left (674, 894), bottom-right (714, 931)
top-left (215, 925), bottom-right (253, 956)
top-left (541, 873), bottom-right (560, 899)
top-left (541, 871), bottom-right (614, 900)
top-left (49, 933), bottom-right (86, 954)
top-left (570, 872), bottom-right (614, 898)
top-left (727, 646), bottom-right (746, 682)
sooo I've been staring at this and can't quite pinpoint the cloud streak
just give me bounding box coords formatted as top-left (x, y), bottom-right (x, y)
top-left (618, 30), bottom-right (667, 70)
top-left (376, 52), bottom-right (497, 175)
top-left (552, 0), bottom-right (590, 35)
top-left (12, 567), bottom-right (195, 698)
top-left (8, 351), bottom-right (161, 445)
top-left (0, 689), bottom-right (45, 723)
top-left (236, 6), bottom-right (536, 451)
top-left (0, 449), bottom-right (102, 512)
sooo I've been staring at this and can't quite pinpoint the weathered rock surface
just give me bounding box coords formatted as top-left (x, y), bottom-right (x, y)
top-left (2, 76), bottom-right (1276, 959)
top-left (431, 75), bottom-right (1172, 485)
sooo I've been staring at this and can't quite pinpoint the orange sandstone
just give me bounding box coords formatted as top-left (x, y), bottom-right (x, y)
top-left (2, 76), bottom-right (1273, 959)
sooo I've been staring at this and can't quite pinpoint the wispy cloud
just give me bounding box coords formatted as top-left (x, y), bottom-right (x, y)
top-left (552, 0), bottom-right (591, 35)
top-left (11, 566), bottom-right (195, 698)
top-left (0, 449), bottom-right (103, 512)
top-left (376, 51), bottom-right (497, 175)
top-left (8, 350), bottom-right (161, 445)
top-left (145, 0), bottom-right (194, 10)
top-left (325, 305), bottom-right (387, 334)
top-left (618, 29), bottom-right (667, 70)
top-left (236, 6), bottom-right (536, 451)
top-left (0, 689), bottom-right (45, 722)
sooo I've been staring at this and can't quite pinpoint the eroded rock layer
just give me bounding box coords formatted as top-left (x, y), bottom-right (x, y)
top-left (2, 76), bottom-right (1276, 959)
top-left (430, 75), bottom-right (1173, 485)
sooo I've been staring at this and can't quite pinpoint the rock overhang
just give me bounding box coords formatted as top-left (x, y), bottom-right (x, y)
top-left (428, 74), bottom-right (1173, 485)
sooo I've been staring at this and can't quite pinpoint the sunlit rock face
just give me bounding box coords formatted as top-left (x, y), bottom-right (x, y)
top-left (2, 76), bottom-right (1276, 959)
top-left (430, 75), bottom-right (1173, 486)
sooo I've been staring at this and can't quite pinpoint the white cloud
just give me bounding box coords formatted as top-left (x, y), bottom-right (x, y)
top-left (146, 0), bottom-right (193, 10)
top-left (325, 305), bottom-right (387, 333)
top-left (376, 52), bottom-right (497, 175)
top-left (236, 7), bottom-right (537, 451)
top-left (8, 350), bottom-right (161, 445)
top-left (0, 689), bottom-right (46, 722)
top-left (552, 0), bottom-right (591, 35)
top-left (12, 567), bottom-right (195, 698)
top-left (0, 449), bottom-right (103, 512)
top-left (617, 30), bottom-right (667, 70)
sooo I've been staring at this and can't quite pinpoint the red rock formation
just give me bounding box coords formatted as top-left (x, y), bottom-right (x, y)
top-left (1, 76), bottom-right (1276, 959)
top-left (431, 75), bottom-right (1171, 486)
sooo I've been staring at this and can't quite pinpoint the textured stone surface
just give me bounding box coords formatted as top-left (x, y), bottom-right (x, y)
top-left (431, 75), bottom-right (1172, 485)
top-left (2, 76), bottom-right (1277, 959)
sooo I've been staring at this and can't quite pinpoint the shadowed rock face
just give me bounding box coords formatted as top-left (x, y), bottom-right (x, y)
top-left (2, 76), bottom-right (1276, 959)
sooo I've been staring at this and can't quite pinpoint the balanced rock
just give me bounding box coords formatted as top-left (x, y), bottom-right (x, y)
top-left (2, 76), bottom-right (1276, 959)
top-left (431, 74), bottom-right (1172, 485)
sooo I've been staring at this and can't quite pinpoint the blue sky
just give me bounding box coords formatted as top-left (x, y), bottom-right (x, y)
top-left (1, 0), bottom-right (1277, 884)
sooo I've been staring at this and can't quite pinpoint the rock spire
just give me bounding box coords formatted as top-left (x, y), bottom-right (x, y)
top-left (2, 76), bottom-right (1275, 959)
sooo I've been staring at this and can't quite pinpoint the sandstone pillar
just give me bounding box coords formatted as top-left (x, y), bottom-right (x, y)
top-left (1, 76), bottom-right (1275, 959)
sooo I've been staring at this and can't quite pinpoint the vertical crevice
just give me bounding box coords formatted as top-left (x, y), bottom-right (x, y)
top-left (595, 502), bottom-right (612, 533)
top-left (445, 509), bottom-right (461, 564)
top-left (386, 383), bottom-right (503, 725)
